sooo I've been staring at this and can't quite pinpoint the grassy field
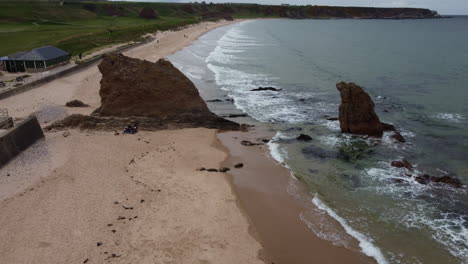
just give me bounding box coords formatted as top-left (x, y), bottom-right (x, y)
top-left (0, 2), bottom-right (208, 57)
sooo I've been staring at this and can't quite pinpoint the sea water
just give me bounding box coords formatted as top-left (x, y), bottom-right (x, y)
top-left (169, 18), bottom-right (468, 264)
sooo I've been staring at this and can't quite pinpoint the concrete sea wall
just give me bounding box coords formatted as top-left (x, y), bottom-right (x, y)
top-left (0, 116), bottom-right (44, 168)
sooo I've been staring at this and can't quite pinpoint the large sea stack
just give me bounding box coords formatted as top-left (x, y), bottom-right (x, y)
top-left (47, 53), bottom-right (239, 130)
top-left (336, 82), bottom-right (385, 137)
top-left (95, 54), bottom-right (210, 119)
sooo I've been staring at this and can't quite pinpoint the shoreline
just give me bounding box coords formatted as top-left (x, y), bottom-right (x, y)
top-left (216, 124), bottom-right (376, 264)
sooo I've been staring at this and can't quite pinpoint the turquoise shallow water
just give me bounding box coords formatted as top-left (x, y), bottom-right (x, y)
top-left (170, 18), bottom-right (468, 264)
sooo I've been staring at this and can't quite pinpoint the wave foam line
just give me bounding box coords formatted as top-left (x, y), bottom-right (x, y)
top-left (312, 195), bottom-right (389, 264)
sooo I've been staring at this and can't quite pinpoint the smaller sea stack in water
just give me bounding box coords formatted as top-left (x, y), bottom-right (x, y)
top-left (336, 82), bottom-right (387, 137)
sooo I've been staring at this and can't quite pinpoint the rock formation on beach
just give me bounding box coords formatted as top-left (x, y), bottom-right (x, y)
top-left (65, 100), bottom-right (89, 107)
top-left (47, 54), bottom-right (239, 131)
top-left (336, 82), bottom-right (389, 137)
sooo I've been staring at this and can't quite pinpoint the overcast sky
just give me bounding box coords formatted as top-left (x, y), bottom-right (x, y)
top-left (118, 0), bottom-right (468, 15)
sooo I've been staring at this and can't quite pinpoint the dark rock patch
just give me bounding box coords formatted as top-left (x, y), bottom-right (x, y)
top-left (430, 175), bottom-right (463, 188)
top-left (240, 140), bottom-right (262, 146)
top-left (219, 167), bottom-right (230, 173)
top-left (415, 174), bottom-right (430, 185)
top-left (391, 160), bottom-right (413, 171)
top-left (391, 132), bottom-right (406, 143)
top-left (296, 134), bottom-right (312, 141)
top-left (222, 114), bottom-right (248, 118)
top-left (65, 100), bottom-right (89, 107)
top-left (251, 87), bottom-right (282, 92)
top-left (382, 123), bottom-right (396, 131)
top-left (234, 163), bottom-right (244, 168)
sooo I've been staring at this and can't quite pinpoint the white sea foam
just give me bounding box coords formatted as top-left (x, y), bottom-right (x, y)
top-left (300, 210), bottom-right (352, 248)
top-left (404, 210), bottom-right (468, 261)
top-left (434, 113), bottom-right (465, 123)
top-left (267, 132), bottom-right (289, 164)
top-left (322, 120), bottom-right (341, 132)
top-left (365, 162), bottom-right (468, 261)
top-left (312, 195), bottom-right (389, 264)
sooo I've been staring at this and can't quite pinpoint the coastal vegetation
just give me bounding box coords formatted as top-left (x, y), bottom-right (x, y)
top-left (0, 1), bottom-right (440, 57)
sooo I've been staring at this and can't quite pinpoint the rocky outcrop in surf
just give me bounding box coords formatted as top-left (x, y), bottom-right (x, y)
top-left (336, 82), bottom-right (406, 141)
top-left (390, 159), bottom-right (463, 188)
top-left (337, 82), bottom-right (392, 137)
top-left (47, 54), bottom-right (239, 131)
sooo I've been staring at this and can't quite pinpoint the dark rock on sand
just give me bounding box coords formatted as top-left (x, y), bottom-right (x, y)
top-left (222, 114), bottom-right (248, 118)
top-left (219, 167), bottom-right (230, 173)
top-left (241, 140), bottom-right (262, 146)
top-left (46, 54), bottom-right (239, 131)
top-left (234, 163), bottom-right (244, 168)
top-left (206, 168), bottom-right (218, 172)
top-left (65, 100), bottom-right (89, 107)
top-left (391, 159), bottom-right (413, 171)
top-left (207, 99), bottom-right (223, 102)
top-left (296, 134), bottom-right (312, 141)
top-left (336, 82), bottom-right (385, 137)
top-left (326, 117), bottom-right (339, 121)
top-left (251, 87), bottom-right (282, 92)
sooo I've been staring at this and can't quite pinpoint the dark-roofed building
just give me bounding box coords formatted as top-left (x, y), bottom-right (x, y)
top-left (2, 46), bottom-right (71, 73)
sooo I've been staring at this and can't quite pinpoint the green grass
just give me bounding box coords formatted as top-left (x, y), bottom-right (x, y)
top-left (0, 1), bottom-right (203, 57)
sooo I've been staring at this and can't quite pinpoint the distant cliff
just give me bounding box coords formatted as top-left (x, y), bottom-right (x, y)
top-left (277, 6), bottom-right (441, 19)
top-left (180, 3), bottom-right (441, 20)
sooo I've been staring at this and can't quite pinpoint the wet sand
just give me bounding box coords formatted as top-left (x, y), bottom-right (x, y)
top-left (218, 126), bottom-right (376, 264)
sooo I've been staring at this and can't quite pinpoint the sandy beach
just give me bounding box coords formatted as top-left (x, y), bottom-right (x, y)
top-left (0, 19), bottom-right (265, 264)
top-left (0, 19), bottom-right (373, 264)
